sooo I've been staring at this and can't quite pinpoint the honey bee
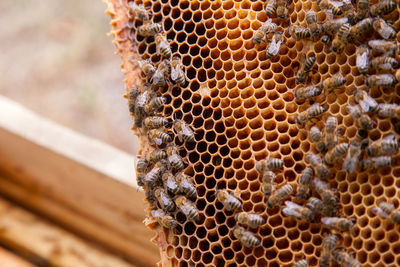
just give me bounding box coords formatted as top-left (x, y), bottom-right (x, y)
top-left (143, 161), bottom-right (166, 188)
top-left (154, 187), bottom-right (175, 212)
top-left (151, 209), bottom-right (178, 229)
top-left (136, 156), bottom-right (149, 175)
top-left (170, 56), bottom-right (187, 85)
top-left (166, 145), bottom-right (186, 171)
top-left (151, 59), bottom-right (170, 87)
top-left (296, 56), bottom-right (316, 84)
top-left (366, 135), bottom-right (399, 156)
top-left (265, 0), bottom-right (277, 17)
top-left (373, 18), bottom-right (396, 40)
top-left (127, 85), bottom-right (140, 113)
top-left (175, 195), bottom-right (199, 222)
top-left (321, 73), bottom-right (346, 92)
top-left (275, 0), bottom-right (288, 19)
top-left (321, 35), bottom-right (331, 44)
top-left (155, 33), bottom-right (172, 58)
top-left (144, 96), bottom-right (166, 115)
top-left (134, 89), bottom-right (151, 118)
top-left (128, 2), bottom-right (150, 21)
top-left (320, 233), bottom-right (340, 267)
top-left (283, 201), bottom-right (314, 221)
top-left (313, 178), bottom-right (336, 208)
top-left (306, 10), bottom-right (320, 37)
top-left (331, 23), bottom-right (350, 53)
top-left (266, 32), bottom-right (284, 59)
top-left (305, 152), bottom-right (330, 179)
top-left (253, 18), bottom-right (277, 44)
top-left (317, 0), bottom-right (343, 15)
top-left (349, 17), bottom-right (373, 42)
top-left (366, 73), bottom-right (396, 88)
top-left (162, 172), bottom-right (180, 195)
top-left (321, 15), bottom-right (348, 36)
top-left (235, 212), bottom-right (266, 228)
top-left (137, 23), bottom-right (163, 37)
top-left (310, 126), bottom-right (327, 154)
top-left (138, 59), bottom-right (156, 78)
top-left (216, 189), bottom-right (242, 211)
top-left (353, 89), bottom-right (379, 113)
top-left (346, 104), bottom-right (376, 130)
top-left (356, 0), bottom-right (369, 20)
top-left (148, 129), bottom-right (172, 146)
top-left (143, 116), bottom-right (169, 129)
top-left (368, 39), bottom-right (397, 56)
top-left (369, 0), bottom-right (397, 17)
top-left (296, 167), bottom-right (314, 199)
top-left (324, 116), bottom-right (339, 150)
top-left (175, 172), bottom-right (197, 199)
top-left (305, 197), bottom-right (324, 214)
top-left (331, 248), bottom-right (361, 267)
top-left (377, 103), bottom-right (400, 119)
top-left (373, 201), bottom-right (400, 225)
top-left (356, 45), bottom-right (369, 75)
top-left (324, 143), bottom-right (349, 166)
top-left (296, 103), bottom-right (326, 126)
top-left (267, 184), bottom-right (293, 208)
top-left (256, 157), bottom-right (284, 172)
top-left (261, 170), bottom-right (276, 197)
top-left (146, 149), bottom-right (167, 164)
top-left (232, 226), bottom-right (261, 248)
top-left (321, 217), bottom-right (355, 231)
top-left (293, 259), bottom-right (308, 267)
top-left (342, 141), bottom-right (362, 174)
top-left (293, 85), bottom-right (322, 101)
top-left (370, 56), bottom-right (398, 71)
top-left (174, 119), bottom-right (195, 143)
top-left (289, 24), bottom-right (311, 39)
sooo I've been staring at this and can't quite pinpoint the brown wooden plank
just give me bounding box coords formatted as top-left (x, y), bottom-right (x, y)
top-left (0, 246), bottom-right (36, 267)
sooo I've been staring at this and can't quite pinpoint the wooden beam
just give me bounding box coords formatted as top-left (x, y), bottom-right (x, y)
top-left (0, 246), bottom-right (35, 267)
top-left (0, 96), bottom-right (158, 266)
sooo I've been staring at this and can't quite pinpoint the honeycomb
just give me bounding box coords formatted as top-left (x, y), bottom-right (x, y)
top-left (105, 0), bottom-right (400, 266)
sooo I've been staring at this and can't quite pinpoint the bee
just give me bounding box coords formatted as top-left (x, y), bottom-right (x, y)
top-left (134, 89), bottom-right (151, 126)
top-left (266, 32), bottom-right (284, 59)
top-left (321, 15), bottom-right (348, 36)
top-left (324, 143), bottom-right (349, 166)
top-left (174, 119), bottom-right (195, 143)
top-left (305, 197), bottom-right (323, 215)
top-left (342, 141), bottom-right (362, 174)
top-left (256, 157), bottom-right (284, 172)
top-left (317, 0), bottom-right (343, 15)
top-left (289, 24), bottom-right (311, 39)
top-left (310, 126), bottom-right (327, 154)
top-left (137, 23), bottom-right (163, 37)
top-left (296, 103), bottom-right (326, 126)
top-left (369, 0), bottom-right (397, 17)
top-left (366, 135), bottom-right (399, 156)
top-left (377, 103), bottom-right (400, 119)
top-left (321, 73), bottom-right (346, 92)
top-left (368, 39), bottom-right (397, 56)
top-left (276, 0), bottom-right (288, 19)
top-left (232, 226), bottom-right (261, 248)
top-left (265, 0), bottom-right (277, 17)
top-left (356, 45), bottom-right (369, 76)
top-left (143, 161), bottom-right (166, 188)
top-left (267, 184), bottom-right (293, 208)
top-left (296, 56), bottom-right (316, 84)
top-left (166, 145), bottom-right (186, 171)
top-left (324, 116), bottom-right (339, 150)
top-left (346, 104), bottom-right (376, 130)
top-left (151, 59), bottom-right (170, 87)
top-left (144, 96), bottom-right (166, 115)
top-left (154, 187), bottom-right (175, 212)
top-left (235, 212), bottom-right (266, 228)
top-left (283, 201), bottom-right (314, 221)
top-left (353, 89), bottom-right (379, 113)
top-left (349, 18), bottom-right (373, 42)
top-left (321, 217), bottom-right (355, 231)
top-left (373, 201), bottom-right (400, 225)
top-left (253, 18), bottom-right (277, 44)
top-left (296, 167), bottom-right (313, 199)
top-left (170, 56), bottom-right (187, 86)
top-left (151, 209), bottom-right (178, 229)
top-left (372, 18), bottom-right (396, 40)
top-left (331, 23), bottom-right (350, 53)
top-left (313, 178), bottom-right (336, 208)
top-left (356, 0), bottom-right (369, 20)
top-left (370, 56), bottom-right (398, 71)
top-left (175, 172), bottom-right (197, 199)
top-left (261, 170), bottom-right (276, 197)
top-left (306, 10), bottom-right (320, 37)
top-left (136, 157), bottom-right (148, 187)
top-left (331, 248), bottom-right (361, 267)
top-left (216, 189), bottom-right (242, 211)
top-left (293, 259), bottom-right (308, 267)
top-left (148, 129), bottom-right (172, 146)
top-left (320, 233), bottom-right (340, 267)
top-left (143, 116), bottom-right (169, 129)
top-left (128, 2), bottom-right (150, 21)
top-left (155, 33), bottom-right (172, 58)
top-left (127, 85), bottom-right (140, 113)
top-left (305, 152), bottom-right (330, 179)
top-left (138, 59), bottom-right (156, 78)
top-left (366, 74), bottom-right (396, 88)
top-left (146, 149), bottom-right (167, 164)
top-left (175, 195), bottom-right (199, 222)
top-left (293, 85), bottom-right (322, 101)
top-left (162, 172), bottom-right (180, 195)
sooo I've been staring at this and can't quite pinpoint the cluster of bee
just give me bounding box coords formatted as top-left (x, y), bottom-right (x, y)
top-left (126, 3), bottom-right (198, 229)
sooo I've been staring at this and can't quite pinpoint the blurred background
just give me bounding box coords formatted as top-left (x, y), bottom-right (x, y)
top-left (0, 1), bottom-right (138, 155)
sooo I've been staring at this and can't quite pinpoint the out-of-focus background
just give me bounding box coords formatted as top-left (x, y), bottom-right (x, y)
top-left (0, 1), bottom-right (138, 155)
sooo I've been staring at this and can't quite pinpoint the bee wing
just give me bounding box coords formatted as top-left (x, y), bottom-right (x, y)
top-left (372, 207), bottom-right (389, 218)
top-left (283, 205), bottom-right (302, 218)
top-left (321, 217), bottom-right (334, 225)
top-left (383, 134), bottom-right (395, 142)
top-left (268, 38), bottom-right (281, 55)
top-left (171, 65), bottom-right (180, 81)
top-left (166, 176), bottom-right (178, 190)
